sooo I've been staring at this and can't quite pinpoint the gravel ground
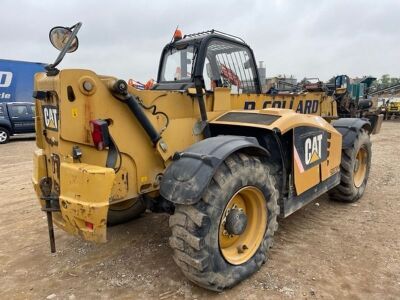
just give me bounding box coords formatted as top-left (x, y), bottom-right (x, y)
top-left (0, 122), bottom-right (399, 300)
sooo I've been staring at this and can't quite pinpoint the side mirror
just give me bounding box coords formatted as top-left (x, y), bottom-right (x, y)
top-left (46, 22), bottom-right (82, 72)
top-left (49, 26), bottom-right (79, 53)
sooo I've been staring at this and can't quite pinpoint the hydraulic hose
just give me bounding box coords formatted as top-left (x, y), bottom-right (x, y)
top-left (110, 80), bottom-right (161, 145)
top-left (125, 94), bottom-right (161, 144)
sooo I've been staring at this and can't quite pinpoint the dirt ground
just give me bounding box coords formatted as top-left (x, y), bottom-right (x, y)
top-left (0, 122), bottom-right (399, 300)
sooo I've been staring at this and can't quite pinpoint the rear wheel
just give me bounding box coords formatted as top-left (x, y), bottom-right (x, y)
top-left (107, 197), bottom-right (146, 226)
top-left (169, 153), bottom-right (279, 291)
top-left (329, 129), bottom-right (371, 202)
top-left (0, 127), bottom-right (10, 144)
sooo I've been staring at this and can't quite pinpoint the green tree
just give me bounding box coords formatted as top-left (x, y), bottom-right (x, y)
top-left (390, 77), bottom-right (400, 86)
top-left (380, 74), bottom-right (391, 88)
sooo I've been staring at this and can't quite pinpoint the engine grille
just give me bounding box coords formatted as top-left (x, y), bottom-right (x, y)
top-left (216, 112), bottom-right (280, 125)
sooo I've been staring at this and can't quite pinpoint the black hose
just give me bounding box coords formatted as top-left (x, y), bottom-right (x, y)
top-left (137, 100), bottom-right (169, 134)
top-left (111, 80), bottom-right (161, 145)
top-left (125, 94), bottom-right (161, 145)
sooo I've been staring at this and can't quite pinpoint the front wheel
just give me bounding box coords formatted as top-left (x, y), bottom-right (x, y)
top-left (169, 153), bottom-right (279, 291)
top-left (329, 129), bottom-right (371, 202)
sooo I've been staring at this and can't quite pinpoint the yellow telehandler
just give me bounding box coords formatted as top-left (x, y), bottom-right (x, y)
top-left (32, 23), bottom-right (382, 291)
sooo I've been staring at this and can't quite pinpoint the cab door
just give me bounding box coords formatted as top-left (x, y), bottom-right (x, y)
top-left (201, 39), bottom-right (260, 94)
top-left (8, 103), bottom-right (32, 133)
top-left (27, 103), bottom-right (36, 132)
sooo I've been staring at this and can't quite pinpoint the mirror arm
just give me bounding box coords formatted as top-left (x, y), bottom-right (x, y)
top-left (46, 22), bottom-right (82, 72)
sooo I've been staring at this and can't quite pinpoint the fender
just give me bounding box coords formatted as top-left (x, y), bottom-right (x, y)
top-left (332, 118), bottom-right (372, 149)
top-left (0, 119), bottom-right (13, 133)
top-left (160, 135), bottom-right (269, 205)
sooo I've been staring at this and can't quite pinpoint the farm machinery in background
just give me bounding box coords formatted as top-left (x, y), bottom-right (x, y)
top-left (367, 83), bottom-right (400, 119)
top-left (267, 75), bottom-right (382, 129)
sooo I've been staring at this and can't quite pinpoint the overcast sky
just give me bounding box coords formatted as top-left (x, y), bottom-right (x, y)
top-left (1, 0), bottom-right (399, 81)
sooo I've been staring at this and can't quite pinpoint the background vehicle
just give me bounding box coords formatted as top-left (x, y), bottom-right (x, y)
top-left (329, 75), bottom-right (377, 117)
top-left (0, 59), bottom-right (44, 143)
top-left (32, 24), bottom-right (382, 291)
top-left (267, 75), bottom-right (382, 130)
top-left (0, 102), bottom-right (35, 143)
top-left (386, 98), bottom-right (400, 119)
top-left (0, 59), bottom-right (45, 103)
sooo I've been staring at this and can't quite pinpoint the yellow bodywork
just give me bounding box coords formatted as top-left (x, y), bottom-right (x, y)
top-left (32, 69), bottom-right (342, 242)
top-left (211, 108), bottom-right (342, 195)
top-left (33, 150), bottom-right (115, 242)
top-left (387, 100), bottom-right (400, 115)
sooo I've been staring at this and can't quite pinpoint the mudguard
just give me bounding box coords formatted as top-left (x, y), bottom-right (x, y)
top-left (332, 118), bottom-right (372, 149)
top-left (160, 135), bottom-right (269, 205)
top-left (0, 119), bottom-right (12, 133)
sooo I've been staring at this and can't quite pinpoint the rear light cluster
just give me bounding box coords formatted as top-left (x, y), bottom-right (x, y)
top-left (89, 119), bottom-right (111, 150)
top-left (85, 221), bottom-right (94, 230)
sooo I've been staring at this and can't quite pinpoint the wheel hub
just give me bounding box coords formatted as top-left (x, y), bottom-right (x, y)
top-left (225, 208), bottom-right (247, 236)
top-left (218, 186), bottom-right (267, 265)
top-left (0, 131), bottom-right (6, 142)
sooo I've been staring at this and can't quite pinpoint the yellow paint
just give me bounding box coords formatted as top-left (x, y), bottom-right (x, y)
top-left (309, 151), bottom-right (320, 164)
top-left (32, 149), bottom-right (47, 201)
top-left (321, 131), bottom-right (342, 182)
top-left (72, 108), bottom-right (78, 118)
top-left (353, 148), bottom-right (368, 188)
top-left (294, 162), bottom-right (320, 195)
top-left (57, 162), bottom-right (115, 243)
top-left (219, 186), bottom-right (267, 265)
top-left (213, 87), bottom-right (231, 111)
top-left (33, 69), bottom-right (344, 242)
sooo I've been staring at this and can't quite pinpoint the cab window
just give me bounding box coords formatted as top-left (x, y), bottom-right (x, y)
top-left (203, 57), bottom-right (212, 91)
top-left (160, 45), bottom-right (196, 82)
top-left (203, 40), bottom-right (258, 94)
top-left (10, 105), bottom-right (28, 117)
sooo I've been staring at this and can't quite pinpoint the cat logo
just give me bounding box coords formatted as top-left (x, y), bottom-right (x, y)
top-left (42, 106), bottom-right (59, 131)
top-left (305, 134), bottom-right (323, 165)
top-left (293, 127), bottom-right (328, 172)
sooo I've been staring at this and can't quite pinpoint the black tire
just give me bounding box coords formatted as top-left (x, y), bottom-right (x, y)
top-left (107, 197), bottom-right (146, 226)
top-left (0, 127), bottom-right (10, 144)
top-left (329, 129), bottom-right (371, 202)
top-left (169, 153), bottom-right (279, 291)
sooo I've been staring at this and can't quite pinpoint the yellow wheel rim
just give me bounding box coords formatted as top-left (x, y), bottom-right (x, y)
top-left (219, 186), bottom-right (267, 265)
top-left (353, 147), bottom-right (367, 188)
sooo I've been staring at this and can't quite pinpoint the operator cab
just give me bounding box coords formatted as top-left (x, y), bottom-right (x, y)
top-left (335, 75), bottom-right (350, 91)
top-left (153, 30), bottom-right (261, 94)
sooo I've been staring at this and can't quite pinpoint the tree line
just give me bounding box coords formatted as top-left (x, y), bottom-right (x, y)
top-left (371, 75), bottom-right (400, 90)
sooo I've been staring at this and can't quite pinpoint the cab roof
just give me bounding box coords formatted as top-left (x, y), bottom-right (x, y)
top-left (154, 29), bottom-right (260, 92)
top-left (174, 30), bottom-right (248, 46)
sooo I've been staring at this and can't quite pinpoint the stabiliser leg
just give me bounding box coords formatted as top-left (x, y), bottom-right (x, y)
top-left (45, 210), bottom-right (56, 253)
top-left (41, 196), bottom-right (60, 253)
